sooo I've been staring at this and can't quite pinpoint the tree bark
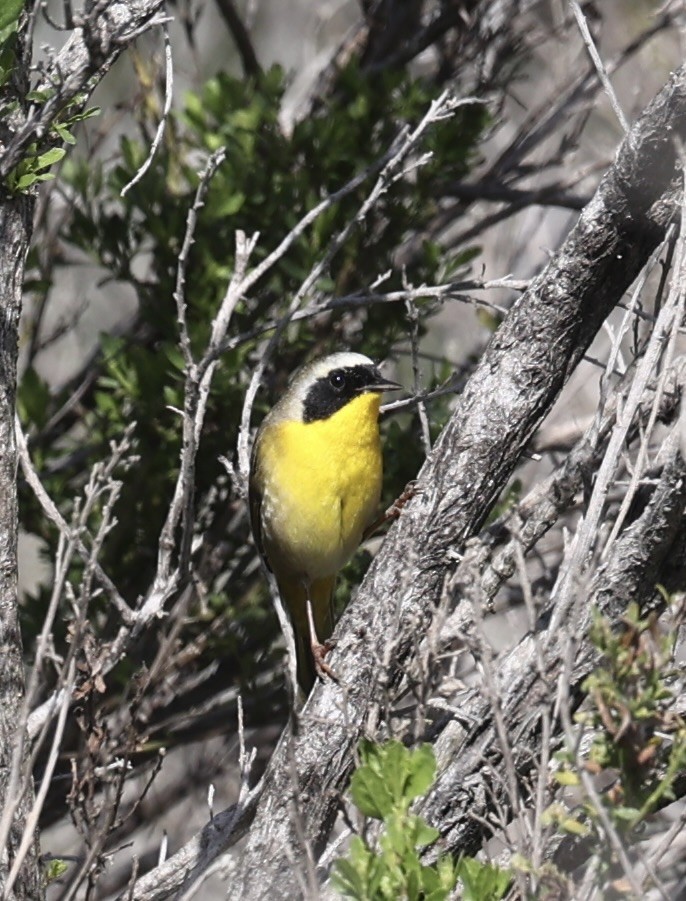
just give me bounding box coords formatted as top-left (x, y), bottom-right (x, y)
top-left (0, 7), bottom-right (43, 893)
top-left (227, 63), bottom-right (686, 899)
top-left (0, 195), bottom-right (43, 901)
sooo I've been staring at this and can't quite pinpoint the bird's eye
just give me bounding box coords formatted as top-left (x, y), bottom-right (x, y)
top-left (329, 371), bottom-right (346, 392)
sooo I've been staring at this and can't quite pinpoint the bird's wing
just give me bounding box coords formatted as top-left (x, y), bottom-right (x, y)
top-left (248, 430), bottom-right (270, 570)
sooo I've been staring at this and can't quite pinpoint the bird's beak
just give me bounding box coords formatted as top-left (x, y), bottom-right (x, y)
top-left (366, 370), bottom-right (403, 393)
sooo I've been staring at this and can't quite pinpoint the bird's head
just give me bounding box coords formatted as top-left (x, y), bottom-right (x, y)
top-left (281, 352), bottom-right (402, 423)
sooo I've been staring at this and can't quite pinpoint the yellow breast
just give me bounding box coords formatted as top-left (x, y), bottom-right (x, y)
top-left (257, 393), bottom-right (383, 580)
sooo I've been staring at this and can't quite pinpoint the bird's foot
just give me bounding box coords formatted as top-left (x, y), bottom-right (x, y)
top-left (305, 598), bottom-right (339, 684)
top-left (385, 479), bottom-right (419, 521)
top-left (363, 480), bottom-right (419, 540)
top-left (311, 638), bottom-right (339, 683)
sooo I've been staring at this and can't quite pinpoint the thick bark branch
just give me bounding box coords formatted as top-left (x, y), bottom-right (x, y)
top-left (0, 197), bottom-right (43, 901)
top-left (225, 64), bottom-right (686, 898)
top-left (0, 14), bottom-right (45, 899)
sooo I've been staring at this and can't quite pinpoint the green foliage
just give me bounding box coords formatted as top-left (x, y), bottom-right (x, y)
top-left (454, 856), bottom-right (512, 901)
top-left (4, 97), bottom-right (99, 193)
top-left (332, 740), bottom-right (510, 901)
top-left (577, 600), bottom-right (686, 826)
top-left (0, 0), bottom-right (24, 33)
top-left (547, 597), bottom-right (686, 874)
top-left (5, 143), bottom-right (65, 192)
top-left (350, 739), bottom-right (436, 819)
top-left (0, 0), bottom-right (23, 90)
top-left (43, 857), bottom-right (68, 885)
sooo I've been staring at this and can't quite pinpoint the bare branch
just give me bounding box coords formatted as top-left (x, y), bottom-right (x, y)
top-left (120, 22), bottom-right (173, 197)
top-left (569, 0), bottom-right (630, 133)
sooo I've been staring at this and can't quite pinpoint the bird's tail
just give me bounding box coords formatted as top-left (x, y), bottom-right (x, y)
top-left (278, 575), bottom-right (335, 693)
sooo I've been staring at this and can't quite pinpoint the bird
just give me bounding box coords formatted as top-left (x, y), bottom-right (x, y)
top-left (249, 352), bottom-right (402, 693)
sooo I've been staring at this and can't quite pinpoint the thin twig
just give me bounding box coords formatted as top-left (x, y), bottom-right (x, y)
top-left (121, 23), bottom-right (173, 196)
top-left (16, 417), bottom-right (134, 623)
top-left (405, 293), bottom-right (432, 456)
top-left (569, 0), bottom-right (629, 133)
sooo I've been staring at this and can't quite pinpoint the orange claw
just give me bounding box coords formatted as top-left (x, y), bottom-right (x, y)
top-left (311, 639), bottom-right (340, 683)
top-left (306, 599), bottom-right (340, 683)
top-left (363, 479), bottom-right (419, 540)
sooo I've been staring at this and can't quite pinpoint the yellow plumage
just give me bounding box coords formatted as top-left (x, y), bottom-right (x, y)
top-left (258, 393), bottom-right (383, 577)
top-left (249, 353), bottom-right (399, 692)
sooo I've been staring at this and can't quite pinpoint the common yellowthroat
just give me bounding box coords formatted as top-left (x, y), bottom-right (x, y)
top-left (249, 353), bottom-right (401, 692)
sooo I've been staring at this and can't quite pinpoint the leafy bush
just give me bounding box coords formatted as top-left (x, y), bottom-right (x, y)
top-left (333, 740), bottom-right (510, 901)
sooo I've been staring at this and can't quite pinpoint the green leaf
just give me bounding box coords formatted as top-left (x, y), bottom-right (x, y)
top-left (331, 836), bottom-right (378, 899)
top-left (412, 817), bottom-right (439, 849)
top-left (54, 122), bottom-right (76, 145)
top-left (554, 769), bottom-right (580, 787)
top-left (404, 744), bottom-right (437, 802)
top-left (0, 0), bottom-right (23, 32)
top-left (612, 806), bottom-right (642, 822)
top-left (350, 761), bottom-right (394, 819)
top-left (212, 190), bottom-right (246, 218)
top-left (44, 858), bottom-right (69, 884)
top-left (456, 856), bottom-right (511, 901)
top-left (560, 816), bottom-right (591, 836)
top-left (26, 88), bottom-right (55, 102)
top-left (14, 172), bottom-right (38, 190)
top-left (18, 367), bottom-right (51, 427)
top-left (36, 147), bottom-right (66, 169)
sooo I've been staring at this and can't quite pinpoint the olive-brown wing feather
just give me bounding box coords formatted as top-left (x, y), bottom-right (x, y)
top-left (248, 430), bottom-right (271, 571)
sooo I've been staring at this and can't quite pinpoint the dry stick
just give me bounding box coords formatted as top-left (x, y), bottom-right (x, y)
top-left (531, 708), bottom-right (552, 878)
top-left (21, 427), bottom-right (140, 742)
top-left (2, 659), bottom-right (76, 900)
top-left (214, 274), bottom-right (522, 364)
top-left (0, 529), bottom-right (76, 862)
top-left (151, 146), bottom-right (228, 598)
top-left (405, 295), bottom-right (432, 456)
top-left (445, 272), bottom-right (671, 630)
top-left (470, 355), bottom-right (685, 611)
top-left (547, 258), bottom-right (686, 643)
top-left (445, 8), bottom-right (679, 266)
top-left (213, 0), bottom-right (261, 77)
top-left (26, 464), bottom-right (134, 896)
top-left (469, 225), bottom-right (678, 611)
top-left (467, 599), bottom-right (530, 900)
top-left (604, 176), bottom-right (686, 550)
top-left (16, 418), bottom-right (133, 624)
top-left (569, 0), bottom-right (630, 134)
top-left (420, 440), bottom-right (686, 871)
top-left (120, 21), bottom-right (173, 196)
